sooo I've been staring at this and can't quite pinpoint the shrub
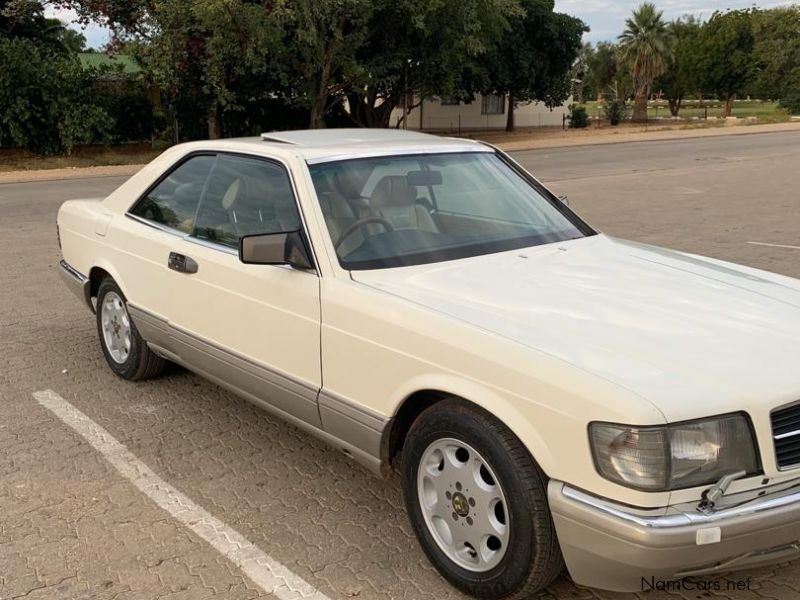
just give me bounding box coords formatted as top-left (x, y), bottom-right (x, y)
top-left (0, 38), bottom-right (113, 154)
top-left (779, 91), bottom-right (800, 115)
top-left (569, 104), bottom-right (589, 128)
top-left (604, 100), bottom-right (627, 126)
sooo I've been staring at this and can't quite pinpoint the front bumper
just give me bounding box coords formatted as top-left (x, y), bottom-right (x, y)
top-left (549, 479), bottom-right (800, 591)
top-left (59, 260), bottom-right (93, 312)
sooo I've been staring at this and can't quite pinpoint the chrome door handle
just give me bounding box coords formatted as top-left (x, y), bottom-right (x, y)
top-left (168, 252), bottom-right (199, 274)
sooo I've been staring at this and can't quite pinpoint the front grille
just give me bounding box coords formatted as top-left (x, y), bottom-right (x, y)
top-left (772, 403), bottom-right (800, 469)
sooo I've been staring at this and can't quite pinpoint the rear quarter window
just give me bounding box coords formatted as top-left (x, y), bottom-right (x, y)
top-left (130, 155), bottom-right (216, 233)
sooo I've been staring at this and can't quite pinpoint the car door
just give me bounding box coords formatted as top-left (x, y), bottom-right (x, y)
top-left (163, 152), bottom-right (323, 427)
top-left (122, 154), bottom-right (216, 348)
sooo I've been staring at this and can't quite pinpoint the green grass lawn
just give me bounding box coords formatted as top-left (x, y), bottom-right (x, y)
top-left (581, 100), bottom-right (789, 122)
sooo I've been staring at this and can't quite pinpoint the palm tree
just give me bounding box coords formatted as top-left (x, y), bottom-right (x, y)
top-left (618, 3), bottom-right (670, 123)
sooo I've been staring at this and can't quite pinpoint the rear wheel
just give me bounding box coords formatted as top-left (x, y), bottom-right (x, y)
top-left (96, 278), bottom-right (166, 381)
top-left (402, 399), bottom-right (563, 599)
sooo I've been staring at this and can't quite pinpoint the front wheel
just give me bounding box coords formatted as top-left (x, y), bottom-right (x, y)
top-left (96, 278), bottom-right (166, 381)
top-left (402, 399), bottom-right (563, 599)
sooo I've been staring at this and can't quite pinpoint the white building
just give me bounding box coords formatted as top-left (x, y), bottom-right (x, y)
top-left (393, 93), bottom-right (571, 132)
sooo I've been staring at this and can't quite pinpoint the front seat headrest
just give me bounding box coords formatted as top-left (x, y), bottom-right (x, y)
top-left (221, 178), bottom-right (247, 211)
top-left (372, 176), bottom-right (417, 208)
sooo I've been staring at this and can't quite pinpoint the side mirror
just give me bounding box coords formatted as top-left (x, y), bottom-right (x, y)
top-left (239, 231), bottom-right (314, 270)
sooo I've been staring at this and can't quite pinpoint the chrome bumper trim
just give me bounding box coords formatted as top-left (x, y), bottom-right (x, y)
top-left (60, 259), bottom-right (88, 284)
top-left (550, 479), bottom-right (800, 591)
top-left (561, 478), bottom-right (800, 529)
top-left (58, 260), bottom-right (93, 312)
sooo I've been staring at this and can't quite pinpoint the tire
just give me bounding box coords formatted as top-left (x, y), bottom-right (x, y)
top-left (402, 399), bottom-right (563, 599)
top-left (96, 277), bottom-right (166, 381)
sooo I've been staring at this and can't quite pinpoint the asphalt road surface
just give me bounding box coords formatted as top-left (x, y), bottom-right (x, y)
top-left (2, 131), bottom-right (800, 600)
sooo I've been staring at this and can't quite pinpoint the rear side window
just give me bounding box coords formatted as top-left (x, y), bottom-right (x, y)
top-left (193, 154), bottom-right (301, 248)
top-left (130, 155), bottom-right (215, 233)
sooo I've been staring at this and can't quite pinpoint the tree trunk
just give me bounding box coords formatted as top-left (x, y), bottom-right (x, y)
top-left (309, 54), bottom-right (333, 129)
top-left (345, 92), bottom-right (399, 128)
top-left (668, 96), bottom-right (683, 117)
top-left (309, 101), bottom-right (325, 129)
top-left (207, 102), bottom-right (221, 139)
top-left (505, 92), bottom-right (515, 132)
top-left (723, 94), bottom-right (735, 118)
top-left (632, 88), bottom-right (648, 123)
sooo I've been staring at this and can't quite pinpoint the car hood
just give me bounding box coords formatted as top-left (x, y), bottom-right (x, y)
top-left (352, 235), bottom-right (800, 421)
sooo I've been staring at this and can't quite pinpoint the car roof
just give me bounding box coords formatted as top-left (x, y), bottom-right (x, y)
top-left (193, 129), bottom-right (492, 164)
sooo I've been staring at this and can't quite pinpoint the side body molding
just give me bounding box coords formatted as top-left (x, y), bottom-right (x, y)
top-left (127, 303), bottom-right (389, 475)
top-left (318, 390), bottom-right (388, 466)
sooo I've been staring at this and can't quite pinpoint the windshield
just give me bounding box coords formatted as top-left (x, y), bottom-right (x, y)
top-left (309, 152), bottom-right (593, 270)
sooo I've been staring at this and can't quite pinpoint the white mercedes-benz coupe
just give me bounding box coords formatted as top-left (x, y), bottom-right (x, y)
top-left (58, 129), bottom-right (800, 598)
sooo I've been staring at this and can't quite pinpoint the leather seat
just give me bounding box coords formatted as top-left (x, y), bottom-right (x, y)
top-left (313, 172), bottom-right (358, 242)
top-left (313, 172), bottom-right (383, 255)
top-left (195, 174), bottom-right (299, 245)
top-left (371, 176), bottom-right (438, 233)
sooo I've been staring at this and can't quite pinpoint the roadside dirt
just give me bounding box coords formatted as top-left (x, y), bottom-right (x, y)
top-left (2, 121), bottom-right (799, 185)
top-left (465, 120), bottom-right (800, 151)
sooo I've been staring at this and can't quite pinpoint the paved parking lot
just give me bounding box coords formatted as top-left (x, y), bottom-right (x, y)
top-left (2, 131), bottom-right (800, 600)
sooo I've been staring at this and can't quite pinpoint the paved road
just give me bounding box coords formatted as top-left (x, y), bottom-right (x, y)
top-left (2, 131), bottom-right (800, 600)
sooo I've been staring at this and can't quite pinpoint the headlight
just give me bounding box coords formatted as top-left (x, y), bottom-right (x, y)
top-left (589, 414), bottom-right (759, 491)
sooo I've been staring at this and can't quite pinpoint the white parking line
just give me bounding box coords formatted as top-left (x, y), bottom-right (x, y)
top-left (748, 241), bottom-right (800, 250)
top-left (33, 389), bottom-right (330, 600)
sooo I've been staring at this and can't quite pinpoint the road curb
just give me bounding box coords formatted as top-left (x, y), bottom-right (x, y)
top-left (489, 122), bottom-right (800, 153)
top-left (2, 123), bottom-right (799, 183)
top-left (0, 164), bottom-right (144, 185)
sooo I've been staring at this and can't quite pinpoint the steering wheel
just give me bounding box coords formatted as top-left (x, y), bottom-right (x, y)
top-left (334, 217), bottom-right (395, 251)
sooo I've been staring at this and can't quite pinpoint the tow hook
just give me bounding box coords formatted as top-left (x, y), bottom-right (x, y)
top-left (697, 470), bottom-right (747, 514)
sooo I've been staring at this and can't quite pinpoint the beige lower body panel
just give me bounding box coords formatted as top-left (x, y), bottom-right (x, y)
top-left (549, 480), bottom-right (800, 591)
top-left (127, 303), bottom-right (388, 475)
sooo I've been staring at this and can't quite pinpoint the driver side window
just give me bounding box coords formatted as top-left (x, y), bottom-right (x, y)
top-left (193, 154), bottom-right (301, 249)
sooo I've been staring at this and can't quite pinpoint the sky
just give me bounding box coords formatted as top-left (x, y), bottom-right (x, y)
top-left (554, 0), bottom-right (796, 42)
top-left (48, 1), bottom-right (798, 49)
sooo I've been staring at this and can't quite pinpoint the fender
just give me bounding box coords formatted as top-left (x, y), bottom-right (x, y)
top-left (385, 373), bottom-right (555, 476)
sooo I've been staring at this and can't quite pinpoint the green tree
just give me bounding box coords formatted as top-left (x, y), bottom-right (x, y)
top-left (695, 9), bottom-right (754, 117)
top-left (0, 37), bottom-right (112, 153)
top-left (1, 0), bottom-right (85, 53)
top-left (480, 0), bottom-right (587, 131)
top-left (585, 41), bottom-right (620, 101)
top-left (0, 0), bottom-right (115, 152)
top-left (67, 0), bottom-right (524, 130)
top-left (618, 2), bottom-right (670, 123)
top-left (751, 7), bottom-right (800, 114)
top-left (55, 23), bottom-right (87, 53)
top-left (573, 42), bottom-right (593, 103)
top-left (286, 0), bottom-right (370, 129)
top-left (655, 17), bottom-right (701, 117)
top-left (78, 0), bottom-right (291, 138)
top-left (343, 0), bottom-right (520, 129)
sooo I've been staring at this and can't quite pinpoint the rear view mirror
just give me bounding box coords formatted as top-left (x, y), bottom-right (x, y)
top-left (239, 231), bottom-right (314, 270)
top-left (407, 170), bottom-right (443, 186)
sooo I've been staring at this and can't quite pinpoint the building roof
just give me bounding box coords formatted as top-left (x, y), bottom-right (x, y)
top-left (78, 53), bottom-right (141, 74)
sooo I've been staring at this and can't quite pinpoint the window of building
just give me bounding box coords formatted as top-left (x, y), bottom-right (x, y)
top-left (481, 94), bottom-right (506, 115)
